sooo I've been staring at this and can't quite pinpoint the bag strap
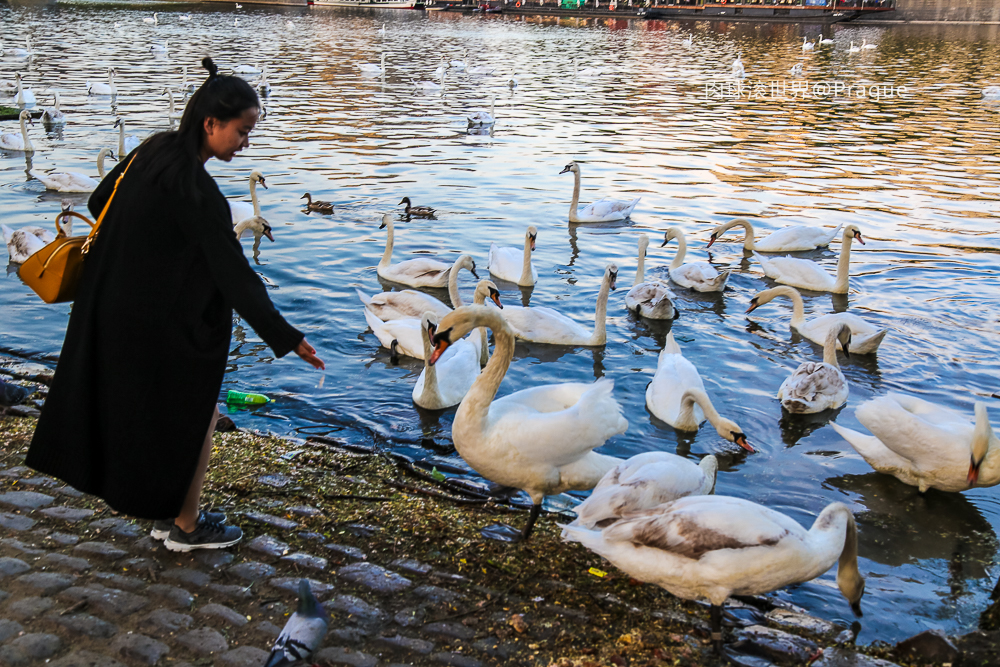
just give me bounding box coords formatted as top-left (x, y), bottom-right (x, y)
top-left (81, 152), bottom-right (138, 257)
top-left (55, 210), bottom-right (96, 235)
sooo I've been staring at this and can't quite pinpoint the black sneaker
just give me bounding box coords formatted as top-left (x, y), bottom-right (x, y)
top-left (164, 518), bottom-right (242, 552)
top-left (150, 510), bottom-right (228, 541)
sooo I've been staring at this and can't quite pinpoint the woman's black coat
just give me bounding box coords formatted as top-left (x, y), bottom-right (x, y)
top-left (26, 153), bottom-right (302, 520)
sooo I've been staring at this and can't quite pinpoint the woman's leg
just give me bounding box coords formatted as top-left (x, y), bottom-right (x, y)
top-left (174, 405), bottom-right (218, 532)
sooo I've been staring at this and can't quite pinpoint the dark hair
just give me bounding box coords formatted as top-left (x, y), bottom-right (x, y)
top-left (141, 58), bottom-right (260, 201)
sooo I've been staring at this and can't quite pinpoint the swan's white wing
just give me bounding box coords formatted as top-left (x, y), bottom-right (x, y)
top-left (382, 258), bottom-right (451, 287)
top-left (490, 378), bottom-right (628, 466)
top-left (229, 201), bottom-right (254, 224)
top-left (645, 344), bottom-right (706, 428)
top-left (754, 253), bottom-right (835, 290)
top-left (625, 282), bottom-right (676, 319)
top-left (854, 394), bottom-right (973, 466)
top-left (579, 197), bottom-right (640, 222)
top-left (779, 362), bottom-right (847, 413)
top-left (488, 244), bottom-right (523, 283)
top-left (501, 305), bottom-right (591, 344)
top-left (30, 170), bottom-right (98, 193)
top-left (4, 228), bottom-right (47, 263)
top-left (360, 289), bottom-right (450, 321)
top-left (756, 224), bottom-right (843, 252)
top-left (378, 317), bottom-right (425, 359)
top-left (0, 133), bottom-right (24, 150)
top-left (429, 337), bottom-right (481, 406)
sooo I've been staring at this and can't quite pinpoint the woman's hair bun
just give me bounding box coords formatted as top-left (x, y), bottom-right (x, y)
top-left (202, 57), bottom-right (219, 78)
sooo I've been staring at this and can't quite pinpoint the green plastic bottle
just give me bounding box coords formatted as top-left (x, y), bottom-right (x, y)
top-left (227, 390), bottom-right (270, 405)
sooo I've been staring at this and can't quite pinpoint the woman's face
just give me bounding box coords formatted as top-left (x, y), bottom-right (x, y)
top-left (202, 107), bottom-right (259, 162)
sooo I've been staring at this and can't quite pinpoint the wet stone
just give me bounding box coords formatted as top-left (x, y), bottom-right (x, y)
top-left (247, 535), bottom-right (290, 558)
top-left (194, 550), bottom-right (234, 569)
top-left (0, 645), bottom-right (29, 667)
top-left (345, 524), bottom-right (380, 537)
top-left (472, 638), bottom-right (514, 660)
top-left (244, 512), bottom-right (298, 531)
top-left (111, 633), bottom-right (170, 665)
top-left (395, 606), bottom-right (426, 628)
top-left (269, 576), bottom-right (333, 599)
top-left (288, 505), bottom-right (322, 517)
top-left (430, 652), bottom-right (484, 667)
top-left (38, 506), bottom-right (94, 523)
top-left (228, 561), bottom-right (276, 583)
top-left (733, 625), bottom-right (821, 665)
top-left (122, 557), bottom-right (159, 573)
top-left (148, 583), bottom-right (194, 608)
top-left (256, 474), bottom-right (291, 488)
top-left (765, 608), bottom-right (838, 636)
top-left (73, 541), bottom-right (128, 561)
top-left (206, 583), bottom-right (254, 601)
top-left (0, 491), bottom-right (54, 510)
top-left (298, 532), bottom-right (325, 542)
top-left (176, 627), bottom-right (229, 655)
top-left (325, 543), bottom-right (366, 560)
top-left (54, 486), bottom-right (84, 499)
top-left (0, 467), bottom-right (30, 478)
top-left (280, 552), bottom-right (328, 571)
top-left (44, 532), bottom-right (80, 546)
top-left (0, 590), bottom-right (9, 604)
top-left (16, 477), bottom-right (52, 486)
top-left (89, 518), bottom-right (144, 538)
top-left (338, 562), bottom-right (411, 594)
top-left (423, 622), bottom-right (476, 641)
top-left (0, 557), bottom-right (30, 578)
top-left (314, 647), bottom-right (378, 667)
top-left (38, 553), bottom-right (91, 573)
top-left (217, 646), bottom-right (269, 667)
top-left (374, 634), bottom-right (435, 655)
top-left (131, 536), bottom-right (160, 553)
top-left (7, 596), bottom-right (55, 620)
top-left (138, 608), bottom-right (194, 636)
top-left (15, 571), bottom-right (78, 595)
top-left (92, 571), bottom-right (146, 591)
top-left (813, 648), bottom-right (901, 667)
top-left (0, 512), bottom-right (35, 532)
top-left (162, 567), bottom-right (212, 589)
top-left (391, 558), bottom-right (432, 576)
top-left (215, 414), bottom-right (237, 432)
top-left (0, 538), bottom-right (44, 556)
top-left (59, 584), bottom-right (150, 616)
top-left (8, 633), bottom-right (62, 659)
top-left (330, 627), bottom-right (369, 644)
top-left (414, 585), bottom-right (463, 603)
top-left (330, 594), bottom-right (387, 622)
top-left (0, 619), bottom-right (23, 642)
top-left (198, 602), bottom-right (249, 627)
top-left (896, 628), bottom-right (959, 665)
top-left (255, 620), bottom-right (282, 638)
top-left (49, 650), bottom-right (127, 667)
top-left (50, 613), bottom-right (118, 638)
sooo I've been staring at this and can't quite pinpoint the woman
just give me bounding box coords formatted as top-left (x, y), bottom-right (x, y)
top-left (26, 58), bottom-right (323, 552)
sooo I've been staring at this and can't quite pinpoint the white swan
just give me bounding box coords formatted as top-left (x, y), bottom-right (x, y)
top-left (428, 304), bottom-right (629, 540)
top-left (562, 496), bottom-right (864, 652)
top-left (746, 285), bottom-right (887, 354)
top-left (2, 224), bottom-right (58, 263)
top-left (0, 110), bottom-right (35, 153)
top-left (777, 324), bottom-right (851, 414)
top-left (232, 172), bottom-right (273, 245)
top-left (258, 67), bottom-right (271, 97)
top-left (467, 64), bottom-right (495, 76)
top-left (790, 63), bottom-right (803, 77)
top-left (645, 332), bottom-right (754, 452)
top-left (41, 91), bottom-right (66, 126)
top-left (357, 254), bottom-right (481, 321)
top-left (450, 53), bottom-right (467, 70)
top-left (114, 117), bottom-right (141, 156)
top-left (488, 225), bottom-right (537, 286)
top-left (502, 264), bottom-right (617, 346)
top-left (142, 13), bottom-right (159, 24)
top-left (181, 66), bottom-right (196, 94)
top-left (707, 218), bottom-right (843, 253)
top-left (233, 63), bottom-right (261, 76)
top-left (982, 86), bottom-right (1000, 101)
top-left (413, 281), bottom-right (502, 410)
top-left (732, 54), bottom-right (745, 78)
top-left (377, 214), bottom-right (452, 288)
top-left (30, 148), bottom-right (117, 193)
top-left (364, 308), bottom-right (425, 361)
top-left (359, 52), bottom-right (386, 76)
top-left (802, 36), bottom-right (815, 51)
top-left (625, 234), bottom-right (677, 320)
top-left (861, 38), bottom-right (877, 50)
top-left (229, 171), bottom-right (266, 224)
top-left (832, 395), bottom-right (1000, 492)
top-left (682, 34), bottom-right (693, 47)
top-left (573, 59), bottom-right (604, 77)
top-left (753, 224), bottom-right (864, 294)
top-left (662, 228), bottom-right (728, 292)
top-left (150, 40), bottom-right (168, 56)
top-left (88, 71), bottom-right (117, 99)
top-left (820, 35), bottom-right (835, 45)
top-left (163, 88), bottom-right (181, 120)
top-left (467, 96), bottom-right (495, 128)
top-left (569, 452), bottom-right (717, 530)
top-left (11, 37), bottom-right (32, 59)
top-left (377, 23), bottom-right (386, 36)
top-left (560, 161), bottom-right (639, 223)
top-left (179, 14), bottom-right (191, 21)
top-left (848, 41), bottom-right (861, 54)
top-left (415, 70), bottom-right (445, 91)
top-left (15, 73), bottom-right (35, 106)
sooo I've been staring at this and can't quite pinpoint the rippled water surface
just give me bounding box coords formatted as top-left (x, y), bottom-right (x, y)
top-left (2, 3), bottom-right (1000, 643)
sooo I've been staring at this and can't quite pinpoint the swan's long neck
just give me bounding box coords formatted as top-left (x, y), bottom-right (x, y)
top-left (634, 240), bottom-right (646, 286)
top-left (20, 116), bottom-right (32, 153)
top-left (16, 78), bottom-right (24, 105)
top-left (250, 178), bottom-right (261, 217)
top-left (454, 308), bottom-right (514, 443)
top-left (725, 218), bottom-right (755, 249)
top-left (773, 285), bottom-right (806, 328)
top-left (679, 388), bottom-right (720, 430)
top-left (449, 260), bottom-right (465, 307)
top-left (590, 272), bottom-right (613, 345)
top-left (471, 287), bottom-right (490, 367)
top-left (418, 323), bottom-right (439, 406)
top-left (833, 231), bottom-right (855, 293)
top-left (166, 90), bottom-right (175, 116)
top-left (54, 91), bottom-right (61, 112)
top-left (670, 232), bottom-right (687, 270)
top-left (380, 219), bottom-right (394, 268)
top-left (97, 150), bottom-right (108, 179)
top-left (812, 503), bottom-right (864, 610)
top-left (118, 121), bottom-right (125, 157)
top-left (822, 327), bottom-right (842, 368)
top-left (519, 234), bottom-right (534, 285)
top-left (568, 169), bottom-right (581, 222)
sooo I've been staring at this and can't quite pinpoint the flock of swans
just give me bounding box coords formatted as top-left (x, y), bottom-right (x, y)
top-left (348, 157), bottom-right (997, 649)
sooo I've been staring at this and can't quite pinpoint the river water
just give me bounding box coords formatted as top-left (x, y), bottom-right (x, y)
top-left (2, 2), bottom-right (999, 644)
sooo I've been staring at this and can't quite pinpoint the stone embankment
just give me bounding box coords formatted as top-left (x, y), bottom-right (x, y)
top-left (1, 354), bottom-right (999, 666)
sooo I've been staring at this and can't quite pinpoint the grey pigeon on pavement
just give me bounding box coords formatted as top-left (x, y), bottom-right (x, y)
top-left (264, 579), bottom-right (329, 667)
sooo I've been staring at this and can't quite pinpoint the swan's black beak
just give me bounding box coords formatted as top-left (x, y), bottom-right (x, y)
top-left (853, 230), bottom-right (865, 245)
top-left (379, 221), bottom-right (387, 230)
top-left (470, 262), bottom-right (479, 280)
top-left (559, 165), bottom-right (572, 174)
top-left (489, 287), bottom-right (503, 309)
top-left (429, 327), bottom-right (453, 366)
top-left (259, 178), bottom-right (268, 190)
top-left (733, 432), bottom-right (755, 453)
top-left (746, 298), bottom-right (760, 314)
top-left (707, 232), bottom-right (718, 248)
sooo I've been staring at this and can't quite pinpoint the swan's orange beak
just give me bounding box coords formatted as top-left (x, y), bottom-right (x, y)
top-left (489, 288), bottom-right (503, 309)
top-left (428, 339), bottom-right (449, 366)
top-left (746, 299), bottom-right (760, 314)
top-left (529, 234), bottom-right (536, 252)
top-left (853, 230), bottom-right (864, 245)
top-left (707, 233), bottom-right (718, 248)
top-left (734, 433), bottom-right (755, 453)
top-left (968, 457), bottom-right (981, 487)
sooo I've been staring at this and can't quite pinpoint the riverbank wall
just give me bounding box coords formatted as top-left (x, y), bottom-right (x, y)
top-left (893, 0), bottom-right (1000, 22)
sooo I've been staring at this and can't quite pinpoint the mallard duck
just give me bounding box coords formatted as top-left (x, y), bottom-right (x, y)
top-left (399, 196), bottom-right (436, 218)
top-left (301, 193), bottom-right (334, 214)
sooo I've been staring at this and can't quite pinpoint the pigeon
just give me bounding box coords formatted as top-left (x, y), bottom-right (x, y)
top-left (264, 579), bottom-right (328, 667)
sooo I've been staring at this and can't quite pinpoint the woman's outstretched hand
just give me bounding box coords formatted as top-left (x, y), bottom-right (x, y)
top-left (295, 338), bottom-right (325, 370)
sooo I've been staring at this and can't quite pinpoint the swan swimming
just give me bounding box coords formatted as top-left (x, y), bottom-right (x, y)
top-left (357, 254), bottom-right (483, 322)
top-left (753, 224), bottom-right (864, 294)
top-left (377, 214), bottom-right (452, 288)
top-left (30, 148), bottom-right (117, 193)
top-left (777, 323), bottom-right (851, 414)
top-left (0, 110), bottom-right (35, 153)
top-left (488, 226), bottom-right (537, 286)
top-left (624, 234), bottom-right (677, 320)
top-left (707, 218), bottom-right (844, 253)
top-left (229, 171), bottom-right (266, 225)
top-left (560, 161), bottom-right (639, 223)
top-left (662, 227), bottom-right (728, 292)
